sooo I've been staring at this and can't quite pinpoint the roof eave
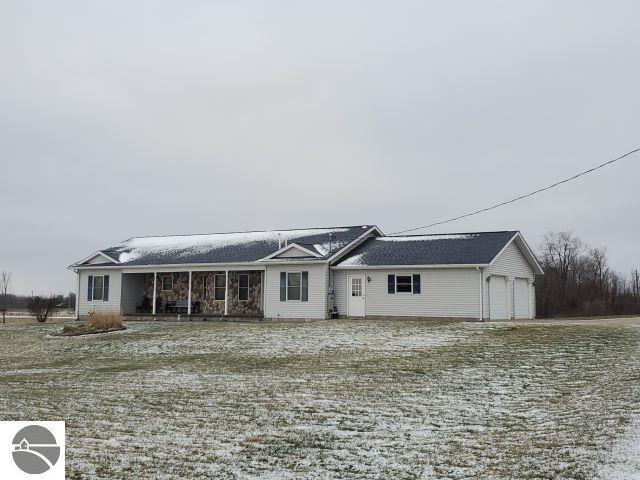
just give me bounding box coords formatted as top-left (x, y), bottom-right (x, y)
top-left (332, 263), bottom-right (489, 270)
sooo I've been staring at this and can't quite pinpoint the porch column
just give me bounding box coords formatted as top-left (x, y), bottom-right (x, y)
top-left (152, 272), bottom-right (157, 315)
top-left (187, 271), bottom-right (192, 315)
top-left (224, 269), bottom-right (229, 316)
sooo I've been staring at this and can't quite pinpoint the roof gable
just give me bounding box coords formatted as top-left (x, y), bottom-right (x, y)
top-left (490, 232), bottom-right (544, 275)
top-left (262, 243), bottom-right (323, 260)
top-left (77, 251), bottom-right (119, 266)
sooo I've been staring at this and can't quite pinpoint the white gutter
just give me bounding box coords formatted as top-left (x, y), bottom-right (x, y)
top-left (477, 266), bottom-right (484, 321)
top-left (74, 269), bottom-right (80, 320)
top-left (332, 263), bottom-right (489, 270)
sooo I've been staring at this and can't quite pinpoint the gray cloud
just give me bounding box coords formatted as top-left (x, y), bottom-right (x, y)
top-left (1, 1), bottom-right (639, 293)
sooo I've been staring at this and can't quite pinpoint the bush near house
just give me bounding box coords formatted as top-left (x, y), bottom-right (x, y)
top-left (27, 296), bottom-right (59, 322)
top-left (60, 313), bottom-right (125, 336)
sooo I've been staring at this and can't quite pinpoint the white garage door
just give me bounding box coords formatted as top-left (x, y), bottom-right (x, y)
top-left (514, 278), bottom-right (530, 319)
top-left (490, 275), bottom-right (509, 320)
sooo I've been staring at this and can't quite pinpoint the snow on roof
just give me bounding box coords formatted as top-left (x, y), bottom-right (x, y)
top-left (336, 231), bottom-right (519, 267)
top-left (379, 234), bottom-right (476, 242)
top-left (78, 226), bottom-right (374, 266)
top-left (338, 253), bottom-right (365, 267)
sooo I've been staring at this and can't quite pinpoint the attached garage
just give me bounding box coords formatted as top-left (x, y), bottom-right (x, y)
top-left (513, 278), bottom-right (531, 319)
top-left (489, 275), bottom-right (509, 320)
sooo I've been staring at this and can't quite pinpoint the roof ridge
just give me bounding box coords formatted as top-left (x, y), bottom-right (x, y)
top-left (121, 225), bottom-right (377, 241)
top-left (383, 230), bottom-right (518, 238)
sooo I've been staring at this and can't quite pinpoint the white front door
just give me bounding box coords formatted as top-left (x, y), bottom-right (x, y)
top-left (347, 275), bottom-right (366, 317)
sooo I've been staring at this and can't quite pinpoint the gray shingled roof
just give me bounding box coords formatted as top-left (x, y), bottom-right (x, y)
top-left (80, 225), bottom-right (376, 266)
top-left (335, 231), bottom-right (518, 266)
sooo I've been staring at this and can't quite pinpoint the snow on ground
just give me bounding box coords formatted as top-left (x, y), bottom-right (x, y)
top-left (595, 413), bottom-right (640, 479)
top-left (1, 319), bottom-right (640, 479)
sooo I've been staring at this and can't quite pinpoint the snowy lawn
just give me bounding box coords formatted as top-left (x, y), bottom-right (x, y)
top-left (1, 319), bottom-right (640, 479)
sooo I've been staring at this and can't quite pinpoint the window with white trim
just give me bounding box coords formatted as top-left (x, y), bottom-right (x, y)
top-left (93, 275), bottom-right (105, 300)
top-left (161, 275), bottom-right (173, 291)
top-left (214, 274), bottom-right (226, 301)
top-left (395, 275), bottom-right (412, 293)
top-left (287, 272), bottom-right (301, 301)
top-left (238, 274), bottom-right (249, 301)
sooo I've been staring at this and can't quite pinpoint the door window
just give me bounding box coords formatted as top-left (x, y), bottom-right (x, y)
top-left (351, 277), bottom-right (363, 297)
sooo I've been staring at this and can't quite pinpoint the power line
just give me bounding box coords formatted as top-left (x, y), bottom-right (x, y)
top-left (391, 147), bottom-right (640, 235)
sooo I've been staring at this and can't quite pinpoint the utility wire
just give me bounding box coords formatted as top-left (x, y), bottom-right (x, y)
top-left (391, 147), bottom-right (640, 235)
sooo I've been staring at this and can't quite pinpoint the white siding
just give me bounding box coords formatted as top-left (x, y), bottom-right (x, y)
top-left (84, 254), bottom-right (114, 265)
top-left (332, 268), bottom-right (481, 319)
top-left (484, 240), bottom-right (536, 319)
top-left (121, 273), bottom-right (145, 315)
top-left (274, 247), bottom-right (313, 258)
top-left (78, 269), bottom-right (122, 316)
top-left (264, 264), bottom-right (328, 319)
top-left (514, 278), bottom-right (530, 319)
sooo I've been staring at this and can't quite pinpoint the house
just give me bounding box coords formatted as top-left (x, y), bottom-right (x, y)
top-left (68, 225), bottom-right (543, 321)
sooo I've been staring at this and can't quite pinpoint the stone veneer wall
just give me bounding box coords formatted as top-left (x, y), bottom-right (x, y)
top-left (227, 271), bottom-right (262, 316)
top-left (144, 272), bottom-right (189, 303)
top-left (143, 271), bottom-right (263, 316)
top-left (192, 271), bottom-right (225, 315)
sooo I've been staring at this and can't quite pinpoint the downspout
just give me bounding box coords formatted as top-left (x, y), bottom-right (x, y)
top-left (477, 266), bottom-right (483, 322)
top-left (75, 269), bottom-right (80, 320)
top-left (486, 274), bottom-right (491, 321)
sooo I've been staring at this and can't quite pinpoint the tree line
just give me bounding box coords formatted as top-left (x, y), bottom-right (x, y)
top-left (1, 292), bottom-right (75, 310)
top-left (536, 232), bottom-right (640, 317)
top-left (0, 270), bottom-right (76, 324)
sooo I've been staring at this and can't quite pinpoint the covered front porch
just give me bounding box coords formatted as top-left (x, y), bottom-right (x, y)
top-left (121, 269), bottom-right (264, 318)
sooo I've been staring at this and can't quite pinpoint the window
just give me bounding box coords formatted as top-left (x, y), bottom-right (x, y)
top-left (214, 274), bottom-right (226, 301)
top-left (88, 275), bottom-right (109, 301)
top-left (93, 275), bottom-right (105, 300)
top-left (396, 275), bottom-right (412, 293)
top-left (287, 272), bottom-right (301, 301)
top-left (202, 275), bottom-right (208, 300)
top-left (280, 271), bottom-right (308, 302)
top-left (161, 275), bottom-right (173, 291)
top-left (351, 277), bottom-right (363, 297)
top-left (238, 274), bottom-right (249, 301)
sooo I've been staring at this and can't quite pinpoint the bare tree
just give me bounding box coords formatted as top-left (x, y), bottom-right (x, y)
top-left (589, 247), bottom-right (610, 300)
top-left (536, 232), bottom-right (640, 317)
top-left (539, 232), bottom-right (584, 312)
top-left (632, 269), bottom-right (640, 305)
top-left (0, 271), bottom-right (10, 325)
top-left (27, 296), bottom-right (58, 323)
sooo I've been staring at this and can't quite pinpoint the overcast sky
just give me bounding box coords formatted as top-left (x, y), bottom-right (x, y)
top-left (1, 1), bottom-right (639, 294)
